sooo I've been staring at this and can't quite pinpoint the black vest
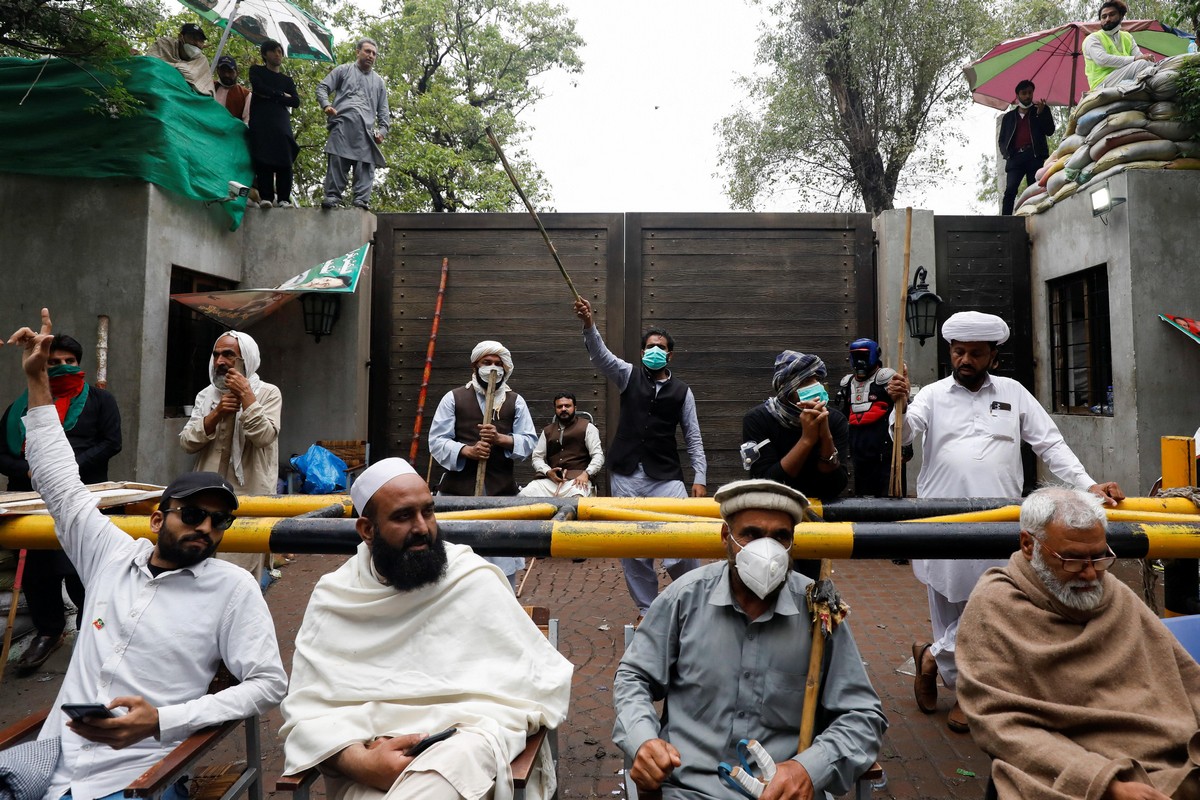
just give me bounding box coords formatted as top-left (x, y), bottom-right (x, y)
top-left (609, 368), bottom-right (688, 482)
top-left (540, 416), bottom-right (592, 480)
top-left (438, 386), bottom-right (519, 496)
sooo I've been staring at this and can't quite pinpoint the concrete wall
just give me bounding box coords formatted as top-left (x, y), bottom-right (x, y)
top-left (1028, 171), bottom-right (1200, 493)
top-left (874, 209), bottom-right (938, 485)
top-left (0, 174), bottom-right (375, 490)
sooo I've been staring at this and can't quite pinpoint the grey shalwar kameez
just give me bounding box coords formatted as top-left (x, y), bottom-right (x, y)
top-left (315, 62), bottom-right (390, 207)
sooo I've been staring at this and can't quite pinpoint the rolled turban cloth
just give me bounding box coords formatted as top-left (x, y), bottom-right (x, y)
top-left (941, 311), bottom-right (1010, 345)
top-left (771, 350), bottom-right (827, 397)
top-left (470, 340), bottom-right (514, 374)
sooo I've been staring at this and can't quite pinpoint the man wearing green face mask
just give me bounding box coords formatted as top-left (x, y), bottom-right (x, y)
top-left (0, 333), bottom-right (122, 675)
top-left (574, 297), bottom-right (708, 619)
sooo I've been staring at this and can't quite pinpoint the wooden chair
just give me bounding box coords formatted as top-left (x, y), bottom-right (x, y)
top-left (276, 606), bottom-right (560, 800)
top-left (620, 624), bottom-right (884, 800)
top-left (0, 675), bottom-right (263, 800)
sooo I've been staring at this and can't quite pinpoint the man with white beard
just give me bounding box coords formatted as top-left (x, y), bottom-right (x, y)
top-left (956, 487), bottom-right (1200, 800)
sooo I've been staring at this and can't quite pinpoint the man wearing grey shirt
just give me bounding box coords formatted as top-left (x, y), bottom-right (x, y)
top-left (614, 479), bottom-right (886, 799)
top-left (573, 297), bottom-right (708, 618)
top-left (316, 37), bottom-right (390, 210)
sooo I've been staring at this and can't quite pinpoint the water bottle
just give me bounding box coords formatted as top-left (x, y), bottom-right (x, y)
top-left (1105, 385), bottom-right (1114, 416)
top-left (1189, 39), bottom-right (1197, 54)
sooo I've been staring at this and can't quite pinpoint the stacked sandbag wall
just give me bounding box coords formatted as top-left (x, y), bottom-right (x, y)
top-left (1015, 54), bottom-right (1200, 216)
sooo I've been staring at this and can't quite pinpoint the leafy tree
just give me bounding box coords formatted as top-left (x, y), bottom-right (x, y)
top-left (334, 0), bottom-right (584, 212)
top-left (718, 0), bottom-right (998, 213)
top-left (0, 0), bottom-right (159, 60)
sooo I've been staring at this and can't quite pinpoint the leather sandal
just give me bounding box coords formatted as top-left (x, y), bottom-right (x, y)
top-left (947, 701), bottom-right (970, 733)
top-left (912, 641), bottom-right (938, 713)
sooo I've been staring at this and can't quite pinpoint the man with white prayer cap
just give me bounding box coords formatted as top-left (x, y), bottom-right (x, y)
top-left (886, 310), bottom-right (1124, 734)
top-left (614, 478), bottom-right (886, 800)
top-left (428, 340), bottom-right (538, 590)
top-left (280, 456), bottom-right (573, 800)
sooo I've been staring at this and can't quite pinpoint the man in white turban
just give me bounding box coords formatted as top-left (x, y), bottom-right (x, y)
top-left (280, 458), bottom-right (573, 800)
top-left (428, 340), bottom-right (537, 590)
top-left (885, 311), bottom-right (1123, 734)
top-left (180, 330), bottom-right (282, 579)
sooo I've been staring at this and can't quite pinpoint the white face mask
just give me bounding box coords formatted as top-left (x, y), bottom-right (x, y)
top-left (730, 536), bottom-right (791, 599)
top-left (475, 364), bottom-right (505, 385)
top-left (182, 43), bottom-right (204, 60)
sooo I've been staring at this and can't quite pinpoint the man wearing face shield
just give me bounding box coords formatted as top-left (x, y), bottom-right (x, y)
top-left (146, 22), bottom-right (215, 97)
top-left (428, 340), bottom-right (537, 590)
top-left (574, 298), bottom-right (708, 618)
top-left (833, 339), bottom-right (908, 498)
top-left (614, 479), bottom-right (886, 800)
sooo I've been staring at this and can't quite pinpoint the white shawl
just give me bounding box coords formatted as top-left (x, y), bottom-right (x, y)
top-left (280, 543), bottom-right (573, 800)
top-left (195, 331), bottom-right (264, 487)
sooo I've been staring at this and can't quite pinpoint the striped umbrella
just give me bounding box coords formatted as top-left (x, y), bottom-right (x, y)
top-left (964, 20), bottom-right (1192, 110)
top-left (177, 0), bottom-right (335, 66)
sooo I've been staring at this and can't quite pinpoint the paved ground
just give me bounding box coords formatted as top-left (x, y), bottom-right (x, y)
top-left (0, 553), bottom-right (1159, 799)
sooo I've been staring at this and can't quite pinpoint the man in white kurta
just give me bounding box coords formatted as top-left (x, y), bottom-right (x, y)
top-left (886, 311), bottom-right (1123, 733)
top-left (279, 458), bottom-right (573, 800)
top-left (179, 331), bottom-right (281, 579)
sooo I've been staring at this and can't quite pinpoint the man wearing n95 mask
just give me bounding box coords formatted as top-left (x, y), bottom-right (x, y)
top-left (614, 479), bottom-right (886, 800)
top-left (428, 340), bottom-right (537, 591)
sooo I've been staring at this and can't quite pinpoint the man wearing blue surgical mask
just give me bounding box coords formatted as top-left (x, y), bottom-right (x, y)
top-left (574, 297), bottom-right (708, 620)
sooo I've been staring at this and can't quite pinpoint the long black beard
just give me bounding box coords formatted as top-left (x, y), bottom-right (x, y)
top-left (157, 532), bottom-right (218, 568)
top-left (371, 532), bottom-right (448, 591)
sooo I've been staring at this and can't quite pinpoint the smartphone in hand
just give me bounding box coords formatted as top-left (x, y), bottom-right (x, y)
top-left (406, 727), bottom-right (457, 757)
top-left (62, 703), bottom-right (115, 722)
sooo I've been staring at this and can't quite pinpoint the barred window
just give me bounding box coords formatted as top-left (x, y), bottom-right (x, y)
top-left (164, 268), bottom-right (237, 415)
top-left (1048, 266), bottom-right (1113, 416)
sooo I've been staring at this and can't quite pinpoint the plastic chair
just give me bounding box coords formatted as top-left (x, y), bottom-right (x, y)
top-left (1162, 614), bottom-right (1200, 661)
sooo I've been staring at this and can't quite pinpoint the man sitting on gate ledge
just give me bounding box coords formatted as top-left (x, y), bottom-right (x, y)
top-left (613, 478), bottom-right (886, 800)
top-left (957, 486), bottom-right (1200, 800)
top-left (279, 457), bottom-right (573, 800)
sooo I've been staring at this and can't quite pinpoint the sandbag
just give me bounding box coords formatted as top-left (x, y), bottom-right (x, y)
top-left (1038, 154), bottom-right (1069, 186)
top-left (1050, 181), bottom-right (1080, 203)
top-left (1049, 134), bottom-right (1085, 162)
top-left (1145, 120), bottom-right (1197, 141)
top-left (1177, 140), bottom-right (1200, 158)
top-left (1088, 128), bottom-right (1161, 161)
top-left (1158, 53), bottom-right (1200, 71)
top-left (1046, 168), bottom-right (1071, 196)
top-left (1167, 157), bottom-right (1200, 169)
top-left (1063, 144), bottom-right (1094, 181)
top-left (1086, 139), bottom-right (1179, 180)
top-left (1073, 87), bottom-right (1129, 119)
top-left (1016, 181), bottom-right (1046, 208)
top-left (1147, 101), bottom-right (1180, 120)
top-left (1147, 70), bottom-right (1179, 99)
top-left (1074, 107), bottom-right (1109, 137)
top-left (1084, 110), bottom-right (1149, 145)
top-left (1085, 160), bottom-right (1170, 187)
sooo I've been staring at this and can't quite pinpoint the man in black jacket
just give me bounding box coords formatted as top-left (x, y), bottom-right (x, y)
top-left (998, 79), bottom-right (1055, 215)
top-left (0, 333), bottom-right (121, 674)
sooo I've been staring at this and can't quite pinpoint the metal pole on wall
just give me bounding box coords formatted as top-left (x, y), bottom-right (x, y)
top-left (889, 208), bottom-right (913, 497)
top-left (1160, 435), bottom-right (1199, 616)
top-left (95, 315), bottom-right (109, 389)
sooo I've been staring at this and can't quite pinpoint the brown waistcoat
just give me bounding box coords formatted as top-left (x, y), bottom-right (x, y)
top-left (438, 385), bottom-right (519, 496)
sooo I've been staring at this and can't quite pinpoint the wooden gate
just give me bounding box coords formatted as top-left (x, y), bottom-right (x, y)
top-left (371, 212), bottom-right (875, 492)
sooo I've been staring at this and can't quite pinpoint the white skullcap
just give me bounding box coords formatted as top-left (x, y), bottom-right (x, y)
top-left (714, 479), bottom-right (810, 526)
top-left (470, 340), bottom-right (514, 374)
top-left (351, 457), bottom-right (419, 514)
top-left (941, 311), bottom-right (1010, 345)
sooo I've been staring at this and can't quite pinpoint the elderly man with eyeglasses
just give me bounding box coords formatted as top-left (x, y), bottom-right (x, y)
top-left (956, 486), bottom-right (1200, 800)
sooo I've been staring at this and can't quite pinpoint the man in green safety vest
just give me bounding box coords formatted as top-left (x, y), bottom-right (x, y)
top-left (1084, 0), bottom-right (1157, 89)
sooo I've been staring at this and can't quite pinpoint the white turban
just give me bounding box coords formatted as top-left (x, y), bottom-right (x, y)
top-left (351, 457), bottom-right (419, 514)
top-left (470, 340), bottom-right (514, 374)
top-left (714, 479), bottom-right (810, 526)
top-left (941, 311), bottom-right (1010, 345)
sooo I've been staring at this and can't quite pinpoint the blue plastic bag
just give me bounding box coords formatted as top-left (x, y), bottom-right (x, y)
top-left (290, 444), bottom-right (348, 494)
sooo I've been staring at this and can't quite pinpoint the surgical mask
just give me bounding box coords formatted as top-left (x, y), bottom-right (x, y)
top-left (1016, 98), bottom-right (1033, 109)
top-left (730, 536), bottom-right (791, 599)
top-left (475, 365), bottom-right (505, 386)
top-left (796, 383), bottom-right (829, 404)
top-left (182, 43), bottom-right (204, 59)
top-left (642, 346), bottom-right (668, 371)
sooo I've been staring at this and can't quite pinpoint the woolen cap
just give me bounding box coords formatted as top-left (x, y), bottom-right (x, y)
top-left (714, 479), bottom-right (809, 525)
top-left (162, 472), bottom-right (238, 508)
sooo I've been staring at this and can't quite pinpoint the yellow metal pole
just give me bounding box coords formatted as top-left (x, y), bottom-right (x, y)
top-left (577, 497), bottom-right (720, 518)
top-left (581, 508), bottom-right (717, 523)
top-left (1161, 435), bottom-right (1199, 617)
top-left (435, 504), bottom-right (558, 521)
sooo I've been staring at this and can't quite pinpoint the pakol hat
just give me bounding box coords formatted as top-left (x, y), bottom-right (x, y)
top-left (714, 479), bottom-right (809, 526)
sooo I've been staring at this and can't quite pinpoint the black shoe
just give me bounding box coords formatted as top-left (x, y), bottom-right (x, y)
top-left (351, 201), bottom-right (370, 211)
top-left (17, 633), bottom-right (64, 675)
top-left (320, 199), bottom-right (339, 210)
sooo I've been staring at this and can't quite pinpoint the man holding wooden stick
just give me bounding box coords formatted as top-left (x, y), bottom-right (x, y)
top-left (886, 310), bottom-right (1124, 733)
top-left (613, 479), bottom-right (885, 799)
top-left (429, 340), bottom-right (537, 591)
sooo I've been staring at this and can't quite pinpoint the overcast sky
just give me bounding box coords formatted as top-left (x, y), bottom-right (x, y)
top-left (522, 0), bottom-right (1000, 215)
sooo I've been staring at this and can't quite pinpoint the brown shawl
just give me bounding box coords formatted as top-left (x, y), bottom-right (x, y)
top-left (958, 554), bottom-right (1200, 800)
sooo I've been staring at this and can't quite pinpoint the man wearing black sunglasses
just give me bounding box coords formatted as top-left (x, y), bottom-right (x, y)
top-left (4, 308), bottom-right (287, 800)
top-left (957, 486), bottom-right (1200, 800)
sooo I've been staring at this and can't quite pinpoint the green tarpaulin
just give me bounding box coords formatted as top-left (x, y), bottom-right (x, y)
top-left (0, 57), bottom-right (253, 230)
